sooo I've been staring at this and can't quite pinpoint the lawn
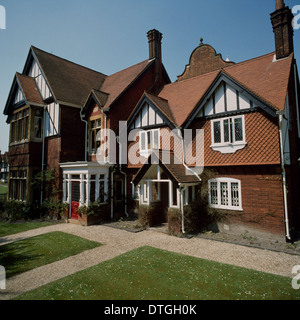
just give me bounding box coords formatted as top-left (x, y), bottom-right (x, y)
top-left (0, 184), bottom-right (8, 194)
top-left (0, 221), bottom-right (58, 238)
top-left (15, 246), bottom-right (300, 300)
top-left (0, 231), bottom-right (101, 278)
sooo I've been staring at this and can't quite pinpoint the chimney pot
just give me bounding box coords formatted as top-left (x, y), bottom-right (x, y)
top-left (276, 0), bottom-right (285, 10)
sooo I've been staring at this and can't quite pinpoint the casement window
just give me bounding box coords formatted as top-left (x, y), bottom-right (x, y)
top-left (10, 108), bottom-right (29, 144)
top-left (211, 116), bottom-right (246, 153)
top-left (89, 118), bottom-right (101, 154)
top-left (139, 129), bottom-right (160, 156)
top-left (34, 109), bottom-right (43, 139)
top-left (9, 169), bottom-right (27, 202)
top-left (208, 178), bottom-right (242, 211)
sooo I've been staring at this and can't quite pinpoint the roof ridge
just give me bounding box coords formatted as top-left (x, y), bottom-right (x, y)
top-left (223, 51), bottom-right (276, 71)
top-left (31, 45), bottom-right (108, 78)
top-left (107, 59), bottom-right (152, 78)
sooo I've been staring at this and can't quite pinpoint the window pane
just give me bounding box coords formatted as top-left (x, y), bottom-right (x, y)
top-left (147, 131), bottom-right (151, 149)
top-left (213, 121), bottom-right (221, 143)
top-left (140, 132), bottom-right (146, 151)
top-left (99, 181), bottom-right (105, 203)
top-left (90, 181), bottom-right (96, 203)
top-left (234, 118), bottom-right (243, 142)
top-left (231, 183), bottom-right (240, 207)
top-left (210, 182), bottom-right (218, 205)
top-left (221, 182), bottom-right (228, 206)
top-left (153, 130), bottom-right (159, 149)
top-left (224, 119), bottom-right (230, 143)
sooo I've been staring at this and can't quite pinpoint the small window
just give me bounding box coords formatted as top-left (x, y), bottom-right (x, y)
top-left (89, 118), bottom-right (102, 154)
top-left (209, 178), bottom-right (242, 211)
top-left (139, 129), bottom-right (160, 155)
top-left (211, 116), bottom-right (245, 146)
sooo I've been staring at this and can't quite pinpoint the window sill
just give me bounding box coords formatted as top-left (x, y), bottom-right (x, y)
top-left (210, 204), bottom-right (243, 212)
top-left (210, 142), bottom-right (247, 154)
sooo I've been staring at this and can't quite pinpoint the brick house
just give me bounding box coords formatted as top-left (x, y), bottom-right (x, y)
top-left (3, 1), bottom-right (300, 241)
top-left (3, 29), bottom-right (170, 221)
top-left (125, 1), bottom-right (300, 241)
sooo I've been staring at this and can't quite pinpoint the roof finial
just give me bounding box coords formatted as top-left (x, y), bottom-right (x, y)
top-left (276, 0), bottom-right (285, 10)
top-left (200, 38), bottom-right (204, 45)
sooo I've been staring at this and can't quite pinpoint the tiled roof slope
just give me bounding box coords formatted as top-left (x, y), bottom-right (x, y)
top-left (16, 73), bottom-right (44, 106)
top-left (101, 59), bottom-right (154, 110)
top-left (224, 52), bottom-right (293, 111)
top-left (32, 46), bottom-right (107, 107)
top-left (156, 52), bottom-right (293, 126)
top-left (32, 46), bottom-right (155, 110)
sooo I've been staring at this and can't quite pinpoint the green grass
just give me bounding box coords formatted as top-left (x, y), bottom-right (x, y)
top-left (0, 184), bottom-right (8, 193)
top-left (0, 221), bottom-right (57, 238)
top-left (0, 231), bottom-right (101, 278)
top-left (15, 246), bottom-right (300, 300)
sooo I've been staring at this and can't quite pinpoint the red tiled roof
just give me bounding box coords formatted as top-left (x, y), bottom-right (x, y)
top-left (158, 70), bottom-right (219, 126)
top-left (132, 150), bottom-right (201, 185)
top-left (101, 60), bottom-right (154, 110)
top-left (224, 52), bottom-right (293, 111)
top-left (155, 52), bottom-right (293, 126)
top-left (16, 73), bottom-right (44, 106)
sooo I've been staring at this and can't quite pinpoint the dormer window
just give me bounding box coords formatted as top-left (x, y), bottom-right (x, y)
top-left (211, 115), bottom-right (246, 154)
top-left (89, 118), bottom-right (101, 154)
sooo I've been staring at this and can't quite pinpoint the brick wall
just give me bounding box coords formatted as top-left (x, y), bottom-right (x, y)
top-left (212, 166), bottom-right (286, 236)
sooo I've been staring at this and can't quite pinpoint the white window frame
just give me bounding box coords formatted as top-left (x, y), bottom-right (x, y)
top-left (208, 178), bottom-right (243, 211)
top-left (139, 128), bottom-right (160, 157)
top-left (210, 115), bottom-right (246, 153)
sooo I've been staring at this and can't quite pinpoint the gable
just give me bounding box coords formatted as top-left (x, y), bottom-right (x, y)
top-left (196, 81), bottom-right (258, 118)
top-left (128, 96), bottom-right (168, 131)
top-left (26, 56), bottom-right (52, 100)
top-left (13, 85), bottom-right (25, 106)
top-left (183, 72), bottom-right (279, 129)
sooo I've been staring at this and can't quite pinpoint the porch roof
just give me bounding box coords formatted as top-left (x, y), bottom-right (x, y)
top-left (132, 150), bottom-right (201, 185)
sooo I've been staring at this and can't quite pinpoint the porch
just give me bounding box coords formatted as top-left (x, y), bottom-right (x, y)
top-left (59, 162), bottom-right (111, 222)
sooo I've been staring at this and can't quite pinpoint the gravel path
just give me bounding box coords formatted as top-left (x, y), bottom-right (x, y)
top-left (0, 223), bottom-right (300, 300)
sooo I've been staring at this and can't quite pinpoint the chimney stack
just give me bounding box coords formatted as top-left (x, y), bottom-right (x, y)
top-left (147, 29), bottom-right (163, 62)
top-left (271, 0), bottom-right (294, 60)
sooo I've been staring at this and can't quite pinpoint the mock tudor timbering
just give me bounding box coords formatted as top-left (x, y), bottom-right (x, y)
top-left (2, 1), bottom-right (300, 241)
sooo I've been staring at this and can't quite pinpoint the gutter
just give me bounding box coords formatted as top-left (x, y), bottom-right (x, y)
top-left (80, 108), bottom-right (88, 162)
top-left (277, 111), bottom-right (291, 241)
top-left (40, 105), bottom-right (47, 206)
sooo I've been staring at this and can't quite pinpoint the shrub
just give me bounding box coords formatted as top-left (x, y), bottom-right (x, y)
top-left (42, 199), bottom-right (68, 220)
top-left (77, 201), bottom-right (110, 223)
top-left (168, 208), bottom-right (182, 236)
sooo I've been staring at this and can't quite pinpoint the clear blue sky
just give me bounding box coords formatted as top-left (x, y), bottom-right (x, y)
top-left (0, 0), bottom-right (299, 153)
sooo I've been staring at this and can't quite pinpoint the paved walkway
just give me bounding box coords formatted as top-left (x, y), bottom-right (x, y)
top-left (0, 223), bottom-right (299, 300)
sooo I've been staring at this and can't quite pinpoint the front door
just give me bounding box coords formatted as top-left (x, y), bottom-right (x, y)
top-left (71, 181), bottom-right (80, 220)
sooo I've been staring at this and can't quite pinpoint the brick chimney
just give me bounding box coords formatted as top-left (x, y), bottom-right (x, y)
top-left (147, 29), bottom-right (163, 63)
top-left (147, 29), bottom-right (164, 93)
top-left (270, 0), bottom-right (294, 60)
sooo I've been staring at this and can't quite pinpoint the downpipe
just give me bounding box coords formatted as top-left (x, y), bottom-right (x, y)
top-left (277, 111), bottom-right (291, 241)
